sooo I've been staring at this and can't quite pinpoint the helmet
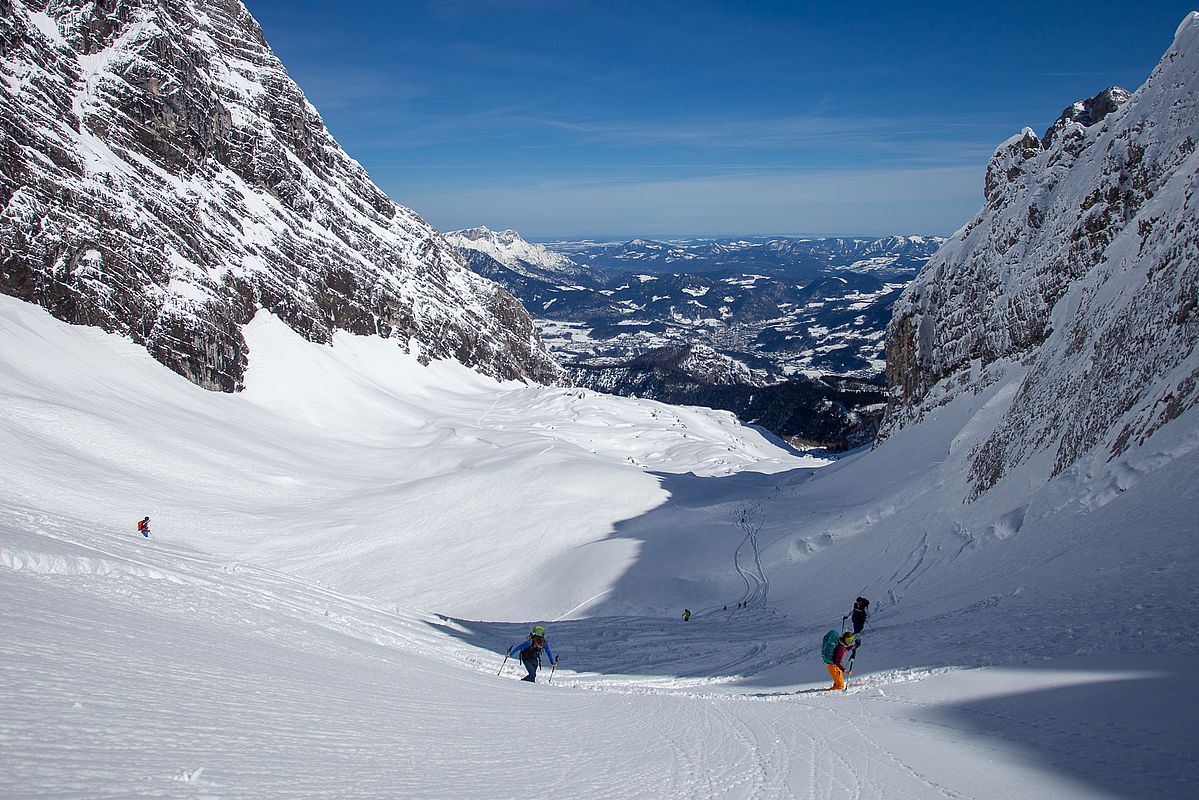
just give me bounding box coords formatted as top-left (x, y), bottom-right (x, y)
top-left (531, 625), bottom-right (545, 636)
top-left (842, 632), bottom-right (855, 643)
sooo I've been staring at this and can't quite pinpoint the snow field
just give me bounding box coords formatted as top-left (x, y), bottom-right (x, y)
top-left (0, 295), bottom-right (811, 621)
top-left (3, 294), bottom-right (1199, 797)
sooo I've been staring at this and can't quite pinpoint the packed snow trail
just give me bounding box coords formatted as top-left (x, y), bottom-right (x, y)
top-left (4, 512), bottom-right (1196, 799)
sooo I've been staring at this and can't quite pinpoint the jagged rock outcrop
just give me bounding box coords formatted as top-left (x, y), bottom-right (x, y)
top-left (1043, 87), bottom-right (1133, 149)
top-left (0, 0), bottom-right (563, 390)
top-left (882, 13), bottom-right (1199, 497)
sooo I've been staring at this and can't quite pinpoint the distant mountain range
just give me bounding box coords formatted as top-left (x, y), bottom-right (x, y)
top-left (446, 227), bottom-right (596, 286)
top-left (547, 235), bottom-right (943, 281)
top-left (447, 228), bottom-right (944, 379)
top-left (447, 228), bottom-right (945, 448)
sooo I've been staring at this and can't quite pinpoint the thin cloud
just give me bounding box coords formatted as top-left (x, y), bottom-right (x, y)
top-left (1039, 69), bottom-right (1149, 77)
top-left (350, 108), bottom-right (1015, 171)
top-left (398, 165), bottom-right (984, 239)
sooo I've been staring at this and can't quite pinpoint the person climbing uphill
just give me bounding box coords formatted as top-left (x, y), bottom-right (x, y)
top-left (821, 630), bottom-right (857, 690)
top-left (844, 596), bottom-right (869, 635)
top-left (136, 516), bottom-right (151, 538)
top-left (682, 608), bottom-right (691, 622)
top-left (507, 625), bottom-right (557, 683)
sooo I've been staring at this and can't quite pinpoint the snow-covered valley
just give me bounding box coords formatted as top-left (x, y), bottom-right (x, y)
top-left (3, 293), bottom-right (1197, 798)
top-left (4, 0), bottom-right (1199, 796)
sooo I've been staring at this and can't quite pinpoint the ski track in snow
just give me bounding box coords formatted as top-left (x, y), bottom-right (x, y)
top-left (5, 512), bottom-right (1193, 799)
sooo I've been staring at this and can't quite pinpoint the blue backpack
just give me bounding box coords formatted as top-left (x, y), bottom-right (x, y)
top-left (820, 630), bottom-right (839, 664)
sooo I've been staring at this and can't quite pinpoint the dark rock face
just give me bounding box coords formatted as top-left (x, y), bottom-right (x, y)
top-left (570, 344), bottom-right (886, 451)
top-left (882, 19), bottom-right (1199, 496)
top-left (0, 0), bottom-right (562, 390)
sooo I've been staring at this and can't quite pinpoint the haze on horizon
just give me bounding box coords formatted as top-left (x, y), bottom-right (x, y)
top-left (247, 0), bottom-right (1197, 239)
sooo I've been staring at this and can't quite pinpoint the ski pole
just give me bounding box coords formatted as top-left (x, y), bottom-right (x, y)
top-left (548, 660), bottom-right (558, 684)
top-left (497, 651), bottom-right (510, 676)
top-left (844, 650), bottom-right (857, 691)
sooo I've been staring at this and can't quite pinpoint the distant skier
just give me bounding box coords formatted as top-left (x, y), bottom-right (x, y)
top-left (682, 608), bottom-right (691, 622)
top-left (843, 596), bottom-right (869, 635)
top-left (821, 630), bottom-right (856, 691)
top-left (507, 625), bottom-right (557, 683)
top-left (136, 516), bottom-right (151, 538)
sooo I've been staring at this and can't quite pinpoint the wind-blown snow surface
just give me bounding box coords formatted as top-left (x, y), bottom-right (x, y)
top-left (0, 293), bottom-right (803, 621)
top-left (4, 293), bottom-right (1199, 798)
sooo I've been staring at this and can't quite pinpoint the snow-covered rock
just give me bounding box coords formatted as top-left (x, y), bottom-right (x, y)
top-left (446, 226), bottom-right (597, 286)
top-left (883, 12), bottom-right (1199, 497)
top-left (0, 0), bottom-right (562, 390)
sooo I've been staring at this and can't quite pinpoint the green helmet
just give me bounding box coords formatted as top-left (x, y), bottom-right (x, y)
top-left (531, 625), bottom-right (546, 636)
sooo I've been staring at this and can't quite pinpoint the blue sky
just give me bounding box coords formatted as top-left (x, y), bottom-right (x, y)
top-left (245, 1), bottom-right (1196, 238)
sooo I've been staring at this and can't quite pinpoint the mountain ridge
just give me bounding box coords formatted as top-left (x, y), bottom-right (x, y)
top-left (883, 12), bottom-right (1199, 496)
top-left (445, 226), bottom-right (597, 286)
top-left (0, 0), bottom-right (563, 390)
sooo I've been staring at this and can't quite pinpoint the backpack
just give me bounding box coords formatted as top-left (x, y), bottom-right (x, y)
top-left (820, 630), bottom-right (839, 664)
top-left (524, 634), bottom-right (546, 659)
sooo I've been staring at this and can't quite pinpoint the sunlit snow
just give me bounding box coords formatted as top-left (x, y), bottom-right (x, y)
top-left (3, 292), bottom-right (1197, 798)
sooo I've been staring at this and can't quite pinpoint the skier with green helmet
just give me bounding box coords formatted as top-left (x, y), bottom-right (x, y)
top-left (507, 625), bottom-right (558, 682)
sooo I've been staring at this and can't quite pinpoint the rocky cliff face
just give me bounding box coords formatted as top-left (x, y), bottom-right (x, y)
top-left (0, 0), bottom-right (563, 390)
top-left (883, 13), bottom-right (1199, 497)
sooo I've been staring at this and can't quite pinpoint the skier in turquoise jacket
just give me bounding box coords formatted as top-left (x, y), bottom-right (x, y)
top-left (508, 626), bottom-right (557, 682)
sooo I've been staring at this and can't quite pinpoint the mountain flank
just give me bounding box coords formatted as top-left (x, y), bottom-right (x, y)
top-left (0, 0), bottom-right (562, 390)
top-left (884, 13), bottom-right (1199, 496)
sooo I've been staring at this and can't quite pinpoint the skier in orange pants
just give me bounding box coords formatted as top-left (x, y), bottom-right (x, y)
top-left (826, 632), bottom-right (856, 690)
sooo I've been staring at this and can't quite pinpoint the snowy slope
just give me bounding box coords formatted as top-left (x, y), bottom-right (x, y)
top-left (11, 511), bottom-right (1194, 799)
top-left (4, 286), bottom-right (1199, 798)
top-left (0, 294), bottom-right (808, 621)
